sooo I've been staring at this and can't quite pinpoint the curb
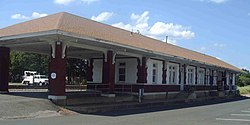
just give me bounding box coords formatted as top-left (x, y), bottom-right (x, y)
top-left (65, 96), bottom-right (244, 114)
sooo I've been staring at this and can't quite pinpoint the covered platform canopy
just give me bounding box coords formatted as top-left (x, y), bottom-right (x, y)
top-left (0, 12), bottom-right (242, 102)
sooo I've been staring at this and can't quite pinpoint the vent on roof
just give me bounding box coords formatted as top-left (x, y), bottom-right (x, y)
top-left (166, 36), bottom-right (168, 43)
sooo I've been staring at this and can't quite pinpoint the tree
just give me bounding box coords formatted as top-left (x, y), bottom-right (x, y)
top-left (10, 51), bottom-right (87, 84)
top-left (236, 69), bottom-right (250, 87)
top-left (66, 58), bottom-right (87, 85)
top-left (10, 51), bottom-right (49, 82)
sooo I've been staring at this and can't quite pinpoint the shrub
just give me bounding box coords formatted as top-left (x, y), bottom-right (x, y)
top-left (238, 85), bottom-right (250, 95)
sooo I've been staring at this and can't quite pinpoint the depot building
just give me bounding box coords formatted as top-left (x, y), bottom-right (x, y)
top-left (0, 12), bottom-right (242, 102)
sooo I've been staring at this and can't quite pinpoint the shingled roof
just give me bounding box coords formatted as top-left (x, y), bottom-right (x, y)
top-left (0, 12), bottom-right (242, 72)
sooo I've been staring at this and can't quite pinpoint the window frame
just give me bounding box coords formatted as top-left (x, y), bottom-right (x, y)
top-left (167, 63), bottom-right (179, 84)
top-left (152, 63), bottom-right (157, 84)
top-left (205, 69), bottom-right (210, 85)
top-left (187, 66), bottom-right (195, 85)
top-left (118, 62), bottom-right (126, 82)
top-left (197, 68), bottom-right (205, 85)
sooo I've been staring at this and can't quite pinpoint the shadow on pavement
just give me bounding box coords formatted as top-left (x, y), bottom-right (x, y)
top-left (7, 91), bottom-right (49, 99)
top-left (86, 96), bottom-right (249, 117)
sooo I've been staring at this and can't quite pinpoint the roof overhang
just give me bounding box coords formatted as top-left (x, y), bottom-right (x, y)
top-left (0, 30), bottom-right (243, 73)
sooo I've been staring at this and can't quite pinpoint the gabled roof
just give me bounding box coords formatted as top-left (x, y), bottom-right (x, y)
top-left (0, 12), bottom-right (242, 72)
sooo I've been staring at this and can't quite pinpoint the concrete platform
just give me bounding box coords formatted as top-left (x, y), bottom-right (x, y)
top-left (64, 91), bottom-right (239, 113)
top-left (65, 95), bottom-right (242, 114)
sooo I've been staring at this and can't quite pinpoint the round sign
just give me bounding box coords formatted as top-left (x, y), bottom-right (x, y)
top-left (51, 73), bottom-right (56, 79)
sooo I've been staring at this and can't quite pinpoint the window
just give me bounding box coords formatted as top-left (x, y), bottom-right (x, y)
top-left (118, 63), bottom-right (126, 82)
top-left (152, 64), bottom-right (157, 84)
top-left (198, 69), bottom-right (205, 85)
top-left (168, 65), bottom-right (177, 84)
top-left (206, 70), bottom-right (210, 85)
top-left (213, 71), bottom-right (217, 85)
top-left (187, 68), bottom-right (194, 84)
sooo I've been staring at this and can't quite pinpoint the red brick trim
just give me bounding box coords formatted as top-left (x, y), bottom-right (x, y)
top-left (49, 43), bottom-right (66, 96)
top-left (0, 47), bottom-right (10, 92)
top-left (102, 51), bottom-right (115, 92)
top-left (162, 60), bottom-right (166, 84)
top-left (137, 57), bottom-right (147, 83)
top-left (86, 59), bottom-right (93, 81)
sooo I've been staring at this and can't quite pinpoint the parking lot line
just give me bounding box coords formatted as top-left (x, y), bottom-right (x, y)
top-left (231, 114), bottom-right (250, 116)
top-left (216, 118), bottom-right (250, 122)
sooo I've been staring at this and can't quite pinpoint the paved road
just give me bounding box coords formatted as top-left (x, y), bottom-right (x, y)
top-left (0, 92), bottom-right (61, 120)
top-left (2, 97), bottom-right (250, 125)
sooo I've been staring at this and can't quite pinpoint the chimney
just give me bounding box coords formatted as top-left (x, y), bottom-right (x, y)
top-left (166, 36), bottom-right (168, 43)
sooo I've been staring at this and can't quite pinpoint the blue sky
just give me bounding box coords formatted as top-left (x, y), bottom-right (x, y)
top-left (0, 0), bottom-right (249, 70)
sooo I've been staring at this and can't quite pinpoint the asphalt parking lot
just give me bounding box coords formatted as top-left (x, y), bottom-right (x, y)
top-left (0, 90), bottom-right (63, 121)
top-left (1, 92), bottom-right (250, 125)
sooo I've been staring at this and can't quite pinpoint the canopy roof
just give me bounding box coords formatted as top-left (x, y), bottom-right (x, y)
top-left (0, 12), bottom-right (242, 72)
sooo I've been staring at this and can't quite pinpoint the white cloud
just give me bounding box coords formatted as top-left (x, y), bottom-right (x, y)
top-left (81, 0), bottom-right (98, 4)
top-left (11, 12), bottom-right (48, 20)
top-left (209, 0), bottom-right (228, 3)
top-left (53, 0), bottom-right (97, 5)
top-left (149, 22), bottom-right (195, 39)
top-left (31, 12), bottom-right (48, 18)
top-left (54, 0), bottom-right (75, 5)
top-left (198, 42), bottom-right (226, 53)
top-left (199, 46), bottom-right (207, 51)
top-left (112, 22), bottom-right (133, 31)
top-left (112, 11), bottom-right (195, 45)
top-left (213, 43), bottom-right (226, 47)
top-left (198, 0), bottom-right (228, 4)
top-left (11, 14), bottom-right (29, 20)
top-left (215, 56), bottom-right (221, 60)
top-left (91, 12), bottom-right (113, 22)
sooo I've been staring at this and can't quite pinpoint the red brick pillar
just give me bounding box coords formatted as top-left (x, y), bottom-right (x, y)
top-left (162, 60), bottom-right (166, 84)
top-left (137, 57), bottom-right (147, 83)
top-left (86, 59), bottom-right (93, 81)
top-left (102, 51), bottom-right (115, 93)
top-left (48, 42), bottom-right (67, 101)
top-left (0, 47), bottom-right (10, 93)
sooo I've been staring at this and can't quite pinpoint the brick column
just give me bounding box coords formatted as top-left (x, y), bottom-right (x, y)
top-left (86, 59), bottom-right (93, 81)
top-left (48, 42), bottom-right (67, 101)
top-left (102, 51), bottom-right (115, 93)
top-left (195, 66), bottom-right (198, 84)
top-left (204, 68), bottom-right (207, 85)
top-left (137, 57), bottom-right (147, 83)
top-left (180, 64), bottom-right (184, 91)
top-left (184, 64), bottom-right (187, 85)
top-left (162, 60), bottom-right (166, 84)
top-left (0, 47), bottom-right (10, 93)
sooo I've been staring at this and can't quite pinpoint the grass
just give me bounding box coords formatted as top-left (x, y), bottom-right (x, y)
top-left (238, 85), bottom-right (250, 95)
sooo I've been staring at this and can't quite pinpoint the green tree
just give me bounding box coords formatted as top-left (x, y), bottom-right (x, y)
top-left (237, 69), bottom-right (250, 87)
top-left (10, 51), bottom-right (49, 82)
top-left (10, 51), bottom-right (87, 84)
top-left (67, 58), bottom-right (87, 84)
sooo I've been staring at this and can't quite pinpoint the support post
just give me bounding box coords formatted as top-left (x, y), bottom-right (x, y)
top-left (48, 42), bottom-right (67, 104)
top-left (184, 64), bottom-right (187, 85)
top-left (204, 68), bottom-right (207, 85)
top-left (86, 59), bottom-right (93, 81)
top-left (162, 60), bottom-right (166, 84)
top-left (195, 66), bottom-right (198, 84)
top-left (0, 47), bottom-right (10, 93)
top-left (102, 51), bottom-right (115, 93)
top-left (180, 64), bottom-right (184, 91)
top-left (137, 57), bottom-right (147, 83)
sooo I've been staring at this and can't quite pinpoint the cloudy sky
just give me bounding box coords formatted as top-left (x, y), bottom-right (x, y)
top-left (0, 0), bottom-right (249, 70)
